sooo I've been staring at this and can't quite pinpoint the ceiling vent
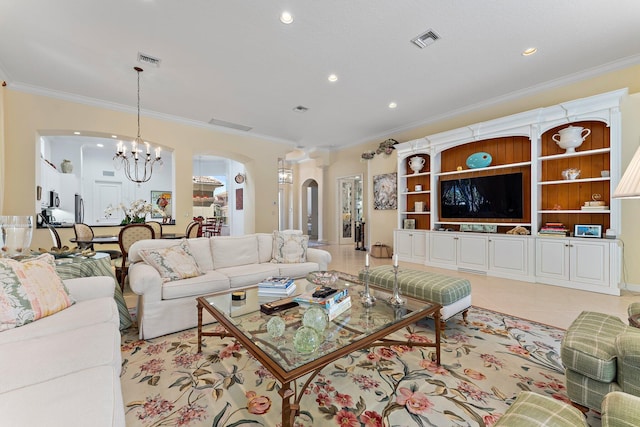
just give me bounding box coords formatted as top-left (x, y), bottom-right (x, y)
top-left (137, 52), bottom-right (161, 67)
top-left (293, 105), bottom-right (309, 113)
top-left (410, 29), bottom-right (440, 49)
top-left (208, 118), bottom-right (252, 132)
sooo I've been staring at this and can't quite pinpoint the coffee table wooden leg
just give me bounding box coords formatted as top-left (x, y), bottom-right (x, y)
top-left (279, 381), bottom-right (296, 427)
top-left (197, 301), bottom-right (203, 353)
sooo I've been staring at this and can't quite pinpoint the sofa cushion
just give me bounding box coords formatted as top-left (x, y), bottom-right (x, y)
top-left (186, 238), bottom-right (214, 271)
top-left (271, 231), bottom-right (308, 263)
top-left (278, 262), bottom-right (321, 279)
top-left (211, 235), bottom-right (259, 269)
top-left (0, 297), bottom-right (118, 346)
top-left (0, 322), bottom-right (120, 393)
top-left (162, 270), bottom-right (230, 300)
top-left (256, 233), bottom-right (274, 263)
top-left (139, 240), bottom-right (202, 282)
top-left (216, 264), bottom-right (280, 288)
top-left (0, 254), bottom-right (74, 331)
top-left (494, 391), bottom-right (588, 427)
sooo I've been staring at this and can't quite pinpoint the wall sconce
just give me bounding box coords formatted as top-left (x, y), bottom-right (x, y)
top-left (278, 168), bottom-right (293, 184)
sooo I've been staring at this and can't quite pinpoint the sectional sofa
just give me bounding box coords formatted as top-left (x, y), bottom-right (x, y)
top-left (128, 233), bottom-right (332, 339)
top-left (0, 276), bottom-right (125, 426)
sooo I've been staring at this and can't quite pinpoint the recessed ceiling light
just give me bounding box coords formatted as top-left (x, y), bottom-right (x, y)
top-left (522, 47), bottom-right (537, 56)
top-left (293, 105), bottom-right (309, 113)
top-left (73, 131), bottom-right (80, 135)
top-left (328, 74), bottom-right (338, 82)
top-left (97, 143), bottom-right (104, 148)
top-left (111, 135), bottom-right (118, 138)
top-left (388, 102), bottom-right (397, 109)
top-left (280, 11), bottom-right (293, 24)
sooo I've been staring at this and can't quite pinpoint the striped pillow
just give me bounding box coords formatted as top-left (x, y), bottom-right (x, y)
top-left (0, 254), bottom-right (74, 331)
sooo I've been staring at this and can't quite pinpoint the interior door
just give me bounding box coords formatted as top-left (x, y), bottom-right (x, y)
top-left (338, 176), bottom-right (362, 245)
top-left (93, 181), bottom-right (122, 225)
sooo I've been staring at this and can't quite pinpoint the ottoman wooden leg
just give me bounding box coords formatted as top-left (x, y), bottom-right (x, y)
top-left (462, 309), bottom-right (469, 324)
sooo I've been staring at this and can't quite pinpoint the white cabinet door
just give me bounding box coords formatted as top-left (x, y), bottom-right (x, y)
top-left (58, 174), bottom-right (79, 212)
top-left (394, 230), bottom-right (427, 263)
top-left (535, 238), bottom-right (569, 280)
top-left (394, 230), bottom-right (414, 259)
top-left (570, 240), bottom-right (609, 286)
top-left (457, 234), bottom-right (488, 270)
top-left (489, 235), bottom-right (529, 276)
top-left (429, 232), bottom-right (457, 266)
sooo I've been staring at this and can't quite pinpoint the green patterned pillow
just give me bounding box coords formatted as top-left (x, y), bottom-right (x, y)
top-left (271, 231), bottom-right (308, 264)
top-left (0, 254), bottom-right (74, 331)
top-left (139, 240), bottom-right (203, 282)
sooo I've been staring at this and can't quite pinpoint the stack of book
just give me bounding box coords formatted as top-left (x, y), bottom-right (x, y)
top-left (293, 288), bottom-right (351, 321)
top-left (539, 222), bottom-right (569, 237)
top-left (257, 277), bottom-right (296, 297)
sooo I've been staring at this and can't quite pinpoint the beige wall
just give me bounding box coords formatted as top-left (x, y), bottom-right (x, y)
top-left (1, 89), bottom-right (290, 249)
top-left (3, 64), bottom-right (640, 286)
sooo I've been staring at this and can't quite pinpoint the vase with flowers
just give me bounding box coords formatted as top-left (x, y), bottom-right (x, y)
top-left (105, 200), bottom-right (164, 225)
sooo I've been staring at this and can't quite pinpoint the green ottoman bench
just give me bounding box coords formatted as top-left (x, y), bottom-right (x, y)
top-left (358, 265), bottom-right (471, 328)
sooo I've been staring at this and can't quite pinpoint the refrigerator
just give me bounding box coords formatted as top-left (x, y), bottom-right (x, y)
top-left (74, 194), bottom-right (84, 224)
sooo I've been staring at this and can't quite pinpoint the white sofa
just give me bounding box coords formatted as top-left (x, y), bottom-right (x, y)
top-left (0, 276), bottom-right (125, 427)
top-left (128, 233), bottom-right (332, 339)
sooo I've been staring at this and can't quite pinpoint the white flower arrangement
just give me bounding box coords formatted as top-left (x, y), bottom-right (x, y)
top-left (104, 199), bottom-right (164, 225)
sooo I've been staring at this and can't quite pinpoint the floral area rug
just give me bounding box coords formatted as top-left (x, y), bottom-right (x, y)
top-left (120, 306), bottom-right (600, 426)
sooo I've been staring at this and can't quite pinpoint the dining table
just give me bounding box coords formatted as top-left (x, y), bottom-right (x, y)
top-left (69, 235), bottom-right (119, 245)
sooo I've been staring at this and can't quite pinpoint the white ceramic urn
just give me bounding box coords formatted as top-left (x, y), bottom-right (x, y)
top-left (409, 156), bottom-right (426, 174)
top-left (552, 126), bottom-right (591, 153)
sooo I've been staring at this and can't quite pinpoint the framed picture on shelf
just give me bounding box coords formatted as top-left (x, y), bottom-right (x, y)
top-left (151, 191), bottom-right (172, 218)
top-left (403, 219), bottom-right (416, 230)
top-left (574, 224), bottom-right (602, 238)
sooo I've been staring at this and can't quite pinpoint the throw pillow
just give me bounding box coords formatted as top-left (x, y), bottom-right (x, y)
top-left (0, 254), bottom-right (74, 331)
top-left (139, 240), bottom-right (203, 282)
top-left (271, 231), bottom-right (309, 264)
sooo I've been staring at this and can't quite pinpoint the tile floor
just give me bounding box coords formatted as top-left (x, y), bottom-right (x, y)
top-left (123, 243), bottom-right (640, 330)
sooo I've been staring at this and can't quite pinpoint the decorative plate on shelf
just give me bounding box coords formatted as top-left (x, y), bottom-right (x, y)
top-left (466, 152), bottom-right (492, 169)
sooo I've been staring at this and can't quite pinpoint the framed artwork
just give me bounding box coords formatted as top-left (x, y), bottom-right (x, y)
top-left (151, 191), bottom-right (172, 218)
top-left (574, 224), bottom-right (602, 238)
top-left (373, 173), bottom-right (397, 210)
top-left (236, 188), bottom-right (243, 210)
top-left (403, 219), bottom-right (416, 229)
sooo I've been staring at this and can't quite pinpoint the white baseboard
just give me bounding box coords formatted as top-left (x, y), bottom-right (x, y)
top-left (620, 282), bottom-right (640, 293)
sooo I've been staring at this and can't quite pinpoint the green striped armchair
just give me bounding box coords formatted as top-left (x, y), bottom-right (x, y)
top-left (560, 304), bottom-right (640, 411)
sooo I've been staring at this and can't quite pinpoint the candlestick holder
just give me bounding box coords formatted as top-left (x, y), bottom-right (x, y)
top-left (388, 265), bottom-right (406, 306)
top-left (360, 265), bottom-right (376, 307)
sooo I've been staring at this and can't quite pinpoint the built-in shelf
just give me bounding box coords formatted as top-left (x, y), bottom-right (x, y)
top-left (436, 161), bottom-right (531, 177)
top-left (435, 220), bottom-right (532, 227)
top-left (400, 171), bottom-right (430, 178)
top-left (539, 147), bottom-right (610, 161)
top-left (538, 177), bottom-right (610, 185)
top-left (402, 211), bottom-right (430, 215)
top-left (401, 190), bottom-right (431, 195)
top-left (538, 209), bottom-right (610, 214)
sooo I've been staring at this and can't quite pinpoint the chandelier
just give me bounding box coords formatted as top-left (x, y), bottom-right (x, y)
top-left (278, 158), bottom-right (293, 184)
top-left (114, 66), bottom-right (162, 183)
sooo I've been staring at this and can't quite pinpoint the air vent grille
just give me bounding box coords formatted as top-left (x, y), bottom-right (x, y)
top-left (411, 29), bottom-right (440, 49)
top-left (209, 118), bottom-right (252, 132)
top-left (138, 52), bottom-right (161, 67)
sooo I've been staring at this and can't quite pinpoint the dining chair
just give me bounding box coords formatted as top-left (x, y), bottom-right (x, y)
top-left (201, 218), bottom-right (216, 237)
top-left (73, 223), bottom-right (95, 250)
top-left (186, 221), bottom-right (200, 238)
top-left (73, 222), bottom-right (122, 261)
top-left (46, 223), bottom-right (62, 249)
top-left (146, 221), bottom-right (163, 238)
top-left (118, 223), bottom-right (155, 290)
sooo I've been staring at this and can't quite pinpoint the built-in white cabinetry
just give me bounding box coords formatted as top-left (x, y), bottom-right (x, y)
top-left (535, 238), bottom-right (619, 295)
top-left (40, 159), bottom-right (60, 198)
top-left (394, 229), bottom-right (427, 264)
top-left (488, 235), bottom-right (533, 278)
top-left (392, 89), bottom-right (625, 295)
top-left (58, 174), bottom-right (79, 212)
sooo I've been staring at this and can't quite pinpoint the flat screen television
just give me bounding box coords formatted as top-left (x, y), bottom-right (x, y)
top-left (440, 172), bottom-right (523, 219)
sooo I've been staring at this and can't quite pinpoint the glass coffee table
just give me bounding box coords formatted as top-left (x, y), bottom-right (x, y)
top-left (196, 272), bottom-right (441, 427)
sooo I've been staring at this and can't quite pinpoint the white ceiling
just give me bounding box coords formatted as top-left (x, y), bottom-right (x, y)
top-left (2, 1), bottom-right (640, 152)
